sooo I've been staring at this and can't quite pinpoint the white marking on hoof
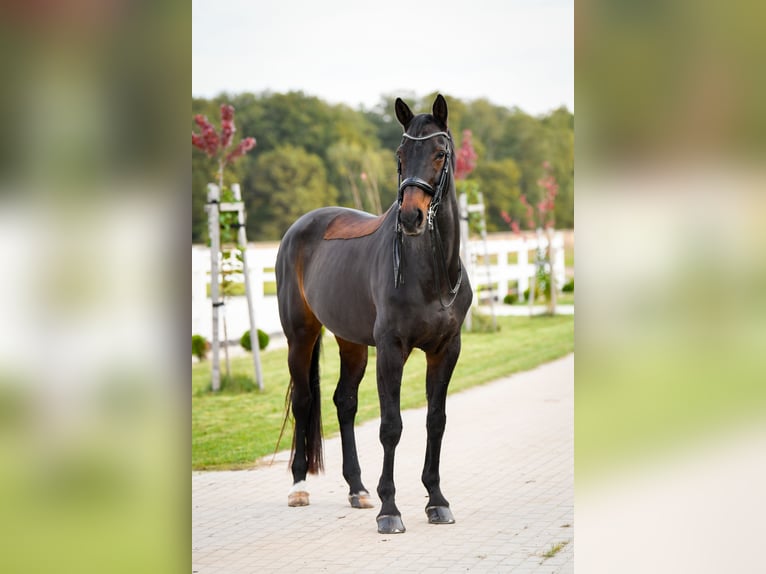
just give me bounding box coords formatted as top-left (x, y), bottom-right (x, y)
top-left (288, 480), bottom-right (308, 495)
top-left (288, 481), bottom-right (309, 507)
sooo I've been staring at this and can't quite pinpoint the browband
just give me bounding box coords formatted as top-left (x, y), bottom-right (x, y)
top-left (401, 131), bottom-right (451, 142)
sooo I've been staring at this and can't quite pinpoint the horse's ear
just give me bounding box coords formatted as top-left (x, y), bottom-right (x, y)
top-left (432, 94), bottom-right (448, 128)
top-left (395, 98), bottom-right (414, 129)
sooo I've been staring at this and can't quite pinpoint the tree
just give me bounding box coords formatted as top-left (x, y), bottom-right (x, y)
top-left (191, 91), bottom-right (575, 243)
top-left (245, 145), bottom-right (337, 240)
top-left (472, 158), bottom-right (523, 232)
top-left (326, 142), bottom-right (393, 214)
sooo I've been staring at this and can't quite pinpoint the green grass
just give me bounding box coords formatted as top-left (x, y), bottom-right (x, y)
top-left (192, 314), bottom-right (574, 470)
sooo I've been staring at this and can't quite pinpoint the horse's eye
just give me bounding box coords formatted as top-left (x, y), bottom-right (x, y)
top-left (435, 151), bottom-right (446, 160)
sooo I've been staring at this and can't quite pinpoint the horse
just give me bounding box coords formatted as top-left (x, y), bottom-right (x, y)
top-left (275, 94), bottom-right (472, 534)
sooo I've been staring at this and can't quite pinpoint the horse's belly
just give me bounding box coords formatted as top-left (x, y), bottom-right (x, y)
top-left (305, 281), bottom-right (376, 346)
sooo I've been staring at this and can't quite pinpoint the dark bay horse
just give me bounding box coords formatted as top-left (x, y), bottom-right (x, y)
top-left (275, 94), bottom-right (472, 534)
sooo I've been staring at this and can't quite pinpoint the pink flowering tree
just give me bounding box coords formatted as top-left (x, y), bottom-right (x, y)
top-left (192, 104), bottom-right (256, 198)
top-left (192, 103), bottom-right (258, 301)
top-left (500, 162), bottom-right (560, 307)
top-left (454, 130), bottom-right (483, 236)
top-left (500, 161), bottom-right (558, 234)
top-left (455, 129), bottom-right (478, 181)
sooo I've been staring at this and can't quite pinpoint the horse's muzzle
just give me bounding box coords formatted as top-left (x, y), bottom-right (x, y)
top-left (399, 187), bottom-right (430, 236)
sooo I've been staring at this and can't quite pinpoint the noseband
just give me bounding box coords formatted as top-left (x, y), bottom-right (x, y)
top-left (393, 130), bottom-right (462, 308)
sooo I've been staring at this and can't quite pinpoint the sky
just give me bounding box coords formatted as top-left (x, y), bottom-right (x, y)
top-left (192, 0), bottom-right (573, 115)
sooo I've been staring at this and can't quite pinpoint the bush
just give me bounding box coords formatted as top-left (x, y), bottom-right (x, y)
top-left (503, 293), bottom-right (518, 305)
top-left (240, 329), bottom-right (270, 351)
top-left (192, 334), bottom-right (208, 361)
top-left (562, 278), bottom-right (574, 292)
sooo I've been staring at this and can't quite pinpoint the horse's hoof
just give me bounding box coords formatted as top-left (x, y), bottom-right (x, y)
top-left (377, 514), bottom-right (406, 534)
top-left (287, 491), bottom-right (309, 507)
top-left (349, 491), bottom-right (375, 509)
top-left (426, 505), bottom-right (455, 524)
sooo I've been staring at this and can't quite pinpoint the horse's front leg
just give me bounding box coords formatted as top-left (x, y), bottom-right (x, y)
top-left (422, 334), bottom-right (461, 525)
top-left (374, 338), bottom-right (409, 534)
top-left (333, 336), bottom-right (374, 509)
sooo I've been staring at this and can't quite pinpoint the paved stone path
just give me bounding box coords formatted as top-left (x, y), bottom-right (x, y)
top-left (192, 354), bottom-right (573, 573)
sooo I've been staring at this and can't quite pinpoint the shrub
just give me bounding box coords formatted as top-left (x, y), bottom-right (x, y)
top-left (240, 329), bottom-right (270, 351)
top-left (562, 278), bottom-right (574, 292)
top-left (192, 334), bottom-right (208, 361)
top-left (503, 293), bottom-right (518, 305)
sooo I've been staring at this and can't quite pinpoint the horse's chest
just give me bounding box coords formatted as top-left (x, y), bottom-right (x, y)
top-left (404, 307), bottom-right (460, 349)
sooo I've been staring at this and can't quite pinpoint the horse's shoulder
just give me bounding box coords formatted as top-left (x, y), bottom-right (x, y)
top-left (323, 205), bottom-right (394, 240)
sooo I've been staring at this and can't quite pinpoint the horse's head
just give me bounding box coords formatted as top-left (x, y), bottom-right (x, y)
top-left (395, 94), bottom-right (453, 237)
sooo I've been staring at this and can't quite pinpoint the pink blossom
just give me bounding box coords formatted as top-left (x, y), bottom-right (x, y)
top-left (220, 104), bottom-right (234, 122)
top-left (219, 105), bottom-right (236, 148)
top-left (525, 205), bottom-right (535, 229)
top-left (455, 129), bottom-right (478, 181)
top-left (194, 114), bottom-right (213, 130)
top-left (221, 120), bottom-right (235, 149)
top-left (193, 115), bottom-right (220, 156)
top-left (192, 132), bottom-right (205, 151)
top-left (511, 220), bottom-right (521, 234)
top-left (225, 137), bottom-right (256, 163)
top-left (192, 104), bottom-right (256, 165)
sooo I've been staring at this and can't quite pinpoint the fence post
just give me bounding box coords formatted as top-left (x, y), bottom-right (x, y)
top-left (496, 244), bottom-right (509, 300)
top-left (191, 250), bottom-right (207, 336)
top-left (206, 183), bottom-right (221, 392)
top-left (459, 193), bottom-right (472, 332)
top-left (518, 240), bottom-right (529, 300)
top-left (232, 183), bottom-right (263, 391)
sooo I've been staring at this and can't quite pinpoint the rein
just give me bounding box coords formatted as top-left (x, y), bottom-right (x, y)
top-left (393, 130), bottom-right (463, 309)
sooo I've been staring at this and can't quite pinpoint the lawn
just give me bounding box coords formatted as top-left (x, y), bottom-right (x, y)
top-left (192, 314), bottom-right (574, 470)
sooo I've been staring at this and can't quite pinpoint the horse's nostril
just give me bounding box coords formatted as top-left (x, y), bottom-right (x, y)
top-left (401, 207), bottom-right (425, 230)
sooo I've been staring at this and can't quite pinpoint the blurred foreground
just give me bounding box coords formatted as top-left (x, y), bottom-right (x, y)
top-left (0, 0), bottom-right (188, 572)
top-left (577, 0), bottom-right (766, 570)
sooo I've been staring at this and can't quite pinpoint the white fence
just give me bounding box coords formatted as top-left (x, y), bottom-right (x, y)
top-left (191, 233), bottom-right (565, 341)
top-left (463, 233), bottom-right (566, 305)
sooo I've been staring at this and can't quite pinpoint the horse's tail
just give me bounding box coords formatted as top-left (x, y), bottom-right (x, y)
top-left (281, 335), bottom-right (324, 474)
top-left (304, 335), bottom-right (324, 473)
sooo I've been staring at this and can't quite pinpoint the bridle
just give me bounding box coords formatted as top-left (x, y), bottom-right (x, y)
top-left (393, 129), bottom-right (463, 308)
top-left (396, 131), bottom-right (452, 229)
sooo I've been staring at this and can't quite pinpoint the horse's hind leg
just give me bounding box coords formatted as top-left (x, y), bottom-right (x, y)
top-left (422, 334), bottom-right (461, 525)
top-left (333, 336), bottom-right (373, 509)
top-left (285, 320), bottom-right (322, 507)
